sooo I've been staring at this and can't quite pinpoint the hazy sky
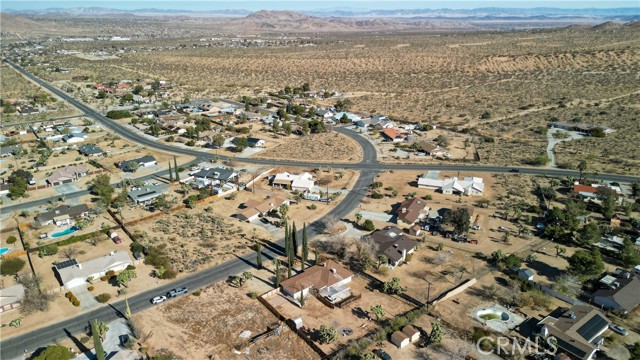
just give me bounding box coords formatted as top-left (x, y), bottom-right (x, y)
top-left (3, 1), bottom-right (638, 11)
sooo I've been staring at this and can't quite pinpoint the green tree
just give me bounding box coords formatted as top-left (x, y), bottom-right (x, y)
top-left (241, 271), bottom-right (253, 286)
top-left (596, 187), bottom-right (618, 220)
top-left (116, 269), bottom-right (137, 288)
top-left (209, 134), bottom-right (225, 148)
top-left (382, 277), bottom-right (403, 294)
top-left (34, 345), bottom-right (71, 360)
top-left (233, 137), bottom-right (249, 152)
top-left (568, 249), bottom-right (605, 278)
top-left (173, 156), bottom-right (179, 181)
top-left (319, 325), bottom-right (339, 344)
top-left (443, 208), bottom-right (471, 235)
top-left (256, 243), bottom-right (263, 270)
top-left (629, 342), bottom-right (640, 360)
top-left (504, 254), bottom-right (521, 269)
top-left (90, 174), bottom-right (114, 205)
top-left (91, 320), bottom-right (106, 360)
top-left (362, 219), bottom-right (375, 231)
top-left (370, 304), bottom-right (385, 321)
top-left (292, 222), bottom-right (298, 258)
top-left (355, 213), bottom-right (362, 224)
top-left (429, 322), bottom-right (443, 345)
top-left (578, 222), bottom-right (601, 246)
top-left (621, 238), bottom-right (640, 268)
top-left (302, 223), bottom-right (308, 270)
top-left (577, 160), bottom-right (588, 183)
top-left (168, 162), bottom-right (173, 182)
top-left (279, 203), bottom-right (290, 218)
top-left (132, 85), bottom-right (144, 94)
top-left (301, 121), bottom-right (310, 136)
top-left (273, 258), bottom-right (281, 287)
top-left (555, 244), bottom-right (567, 258)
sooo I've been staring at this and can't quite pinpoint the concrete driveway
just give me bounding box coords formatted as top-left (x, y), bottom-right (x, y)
top-left (75, 318), bottom-right (133, 360)
top-left (358, 210), bottom-right (394, 223)
top-left (56, 183), bottom-right (80, 195)
top-left (68, 285), bottom-right (100, 310)
top-left (251, 218), bottom-right (284, 237)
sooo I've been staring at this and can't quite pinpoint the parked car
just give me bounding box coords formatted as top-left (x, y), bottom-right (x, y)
top-left (471, 225), bottom-right (481, 230)
top-left (510, 168), bottom-right (520, 173)
top-left (167, 287), bottom-right (188, 298)
top-left (374, 349), bottom-right (392, 360)
top-left (151, 295), bottom-right (167, 304)
top-left (609, 324), bottom-right (628, 336)
top-left (189, 166), bottom-right (200, 171)
top-left (39, 233), bottom-right (48, 239)
top-left (260, 217), bottom-right (270, 224)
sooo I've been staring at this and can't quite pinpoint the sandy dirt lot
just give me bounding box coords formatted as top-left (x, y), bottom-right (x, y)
top-left (256, 132), bottom-right (363, 163)
top-left (133, 282), bottom-right (319, 360)
top-left (264, 275), bottom-right (415, 354)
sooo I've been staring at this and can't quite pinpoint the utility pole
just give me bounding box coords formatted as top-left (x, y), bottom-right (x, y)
top-left (426, 281), bottom-right (433, 313)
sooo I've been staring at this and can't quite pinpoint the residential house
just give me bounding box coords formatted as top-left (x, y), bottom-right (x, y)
top-left (315, 109), bottom-right (334, 119)
top-left (537, 305), bottom-right (610, 360)
top-left (364, 226), bottom-right (417, 267)
top-left (280, 260), bottom-right (354, 303)
top-left (395, 198), bottom-right (428, 227)
top-left (332, 112), bottom-right (360, 123)
top-left (18, 105), bottom-right (39, 115)
top-left (0, 145), bottom-right (21, 157)
top-left (550, 122), bottom-right (612, 135)
top-left (247, 137), bottom-right (266, 148)
top-left (272, 172), bottom-right (315, 192)
top-left (372, 118), bottom-right (394, 130)
top-left (0, 183), bottom-right (10, 196)
top-left (417, 176), bottom-right (484, 196)
top-left (62, 132), bottom-right (88, 143)
top-left (517, 268), bottom-right (535, 282)
top-left (35, 204), bottom-right (90, 226)
top-left (573, 184), bottom-right (599, 201)
top-left (54, 251), bottom-right (133, 288)
top-left (237, 196), bottom-right (289, 222)
top-left (191, 167), bottom-right (238, 184)
top-left (381, 128), bottom-right (408, 142)
top-left (78, 144), bottom-right (104, 157)
top-left (592, 270), bottom-right (640, 314)
top-left (117, 155), bottom-right (157, 171)
top-left (46, 165), bottom-right (88, 186)
top-left (0, 284), bottom-right (25, 313)
top-left (128, 183), bottom-right (170, 205)
top-left (416, 141), bottom-right (448, 157)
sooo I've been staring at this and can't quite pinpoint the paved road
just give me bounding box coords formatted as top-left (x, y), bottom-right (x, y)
top-left (1, 60), bottom-right (638, 357)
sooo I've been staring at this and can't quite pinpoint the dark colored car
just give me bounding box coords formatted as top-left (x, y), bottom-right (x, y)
top-left (510, 168), bottom-right (520, 173)
top-left (374, 349), bottom-right (392, 360)
top-left (260, 217), bottom-right (270, 224)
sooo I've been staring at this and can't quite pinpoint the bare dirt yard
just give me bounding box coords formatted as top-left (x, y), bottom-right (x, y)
top-left (133, 282), bottom-right (319, 360)
top-left (256, 132), bottom-right (363, 163)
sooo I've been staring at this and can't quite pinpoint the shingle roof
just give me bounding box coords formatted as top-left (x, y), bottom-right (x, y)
top-left (395, 198), bottom-right (426, 225)
top-left (36, 204), bottom-right (89, 224)
top-left (280, 260), bottom-right (353, 295)
top-left (592, 273), bottom-right (640, 312)
top-left (366, 227), bottom-right (417, 263)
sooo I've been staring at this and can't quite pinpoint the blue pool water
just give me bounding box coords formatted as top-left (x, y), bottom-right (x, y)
top-left (51, 227), bottom-right (78, 238)
top-left (0, 247), bottom-right (9, 256)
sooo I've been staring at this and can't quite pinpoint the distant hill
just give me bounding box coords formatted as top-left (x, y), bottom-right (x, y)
top-left (0, 13), bottom-right (71, 35)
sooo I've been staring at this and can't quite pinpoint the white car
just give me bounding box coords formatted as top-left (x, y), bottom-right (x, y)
top-left (151, 295), bottom-right (167, 304)
top-left (471, 225), bottom-right (481, 230)
top-left (189, 166), bottom-right (200, 171)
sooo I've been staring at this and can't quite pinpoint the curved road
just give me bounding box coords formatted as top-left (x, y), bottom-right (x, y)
top-left (1, 60), bottom-right (638, 357)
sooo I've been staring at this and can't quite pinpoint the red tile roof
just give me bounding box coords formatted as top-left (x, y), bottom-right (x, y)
top-left (573, 184), bottom-right (598, 194)
top-left (382, 128), bottom-right (406, 140)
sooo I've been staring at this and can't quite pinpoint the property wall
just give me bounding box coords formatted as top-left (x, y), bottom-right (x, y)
top-left (432, 278), bottom-right (477, 305)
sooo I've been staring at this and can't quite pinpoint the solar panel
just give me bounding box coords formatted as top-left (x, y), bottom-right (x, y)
top-left (577, 314), bottom-right (608, 342)
top-left (555, 337), bottom-right (587, 358)
top-left (55, 259), bottom-right (78, 270)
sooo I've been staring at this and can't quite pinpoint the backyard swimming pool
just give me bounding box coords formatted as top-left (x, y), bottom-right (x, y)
top-left (0, 247), bottom-right (10, 256)
top-left (51, 227), bottom-right (78, 238)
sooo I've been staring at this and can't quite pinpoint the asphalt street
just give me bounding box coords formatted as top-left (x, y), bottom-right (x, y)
top-left (0, 60), bottom-right (638, 357)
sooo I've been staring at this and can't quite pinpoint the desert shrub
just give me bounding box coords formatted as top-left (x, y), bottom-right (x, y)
top-left (126, 265), bottom-right (136, 270)
top-left (100, 276), bottom-right (108, 281)
top-left (105, 270), bottom-right (116, 277)
top-left (95, 293), bottom-right (111, 303)
top-left (165, 136), bottom-right (174, 142)
top-left (307, 204), bottom-right (317, 210)
top-left (130, 241), bottom-right (145, 254)
top-left (192, 290), bottom-right (202, 296)
top-left (370, 191), bottom-right (384, 199)
top-left (73, 300), bottom-right (80, 307)
top-left (0, 257), bottom-right (25, 275)
top-left (250, 291), bottom-right (258, 299)
top-left (105, 110), bottom-right (133, 119)
top-left (65, 291), bottom-right (72, 299)
top-left (39, 244), bottom-right (58, 256)
top-left (80, 336), bottom-right (90, 343)
top-left (6, 235), bottom-right (17, 244)
top-left (526, 154), bottom-right (550, 166)
top-left (362, 220), bottom-right (376, 231)
top-left (87, 286), bottom-right (94, 291)
top-left (161, 268), bottom-right (177, 279)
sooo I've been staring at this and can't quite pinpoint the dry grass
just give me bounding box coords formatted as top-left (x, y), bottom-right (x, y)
top-left (257, 132), bottom-right (362, 163)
